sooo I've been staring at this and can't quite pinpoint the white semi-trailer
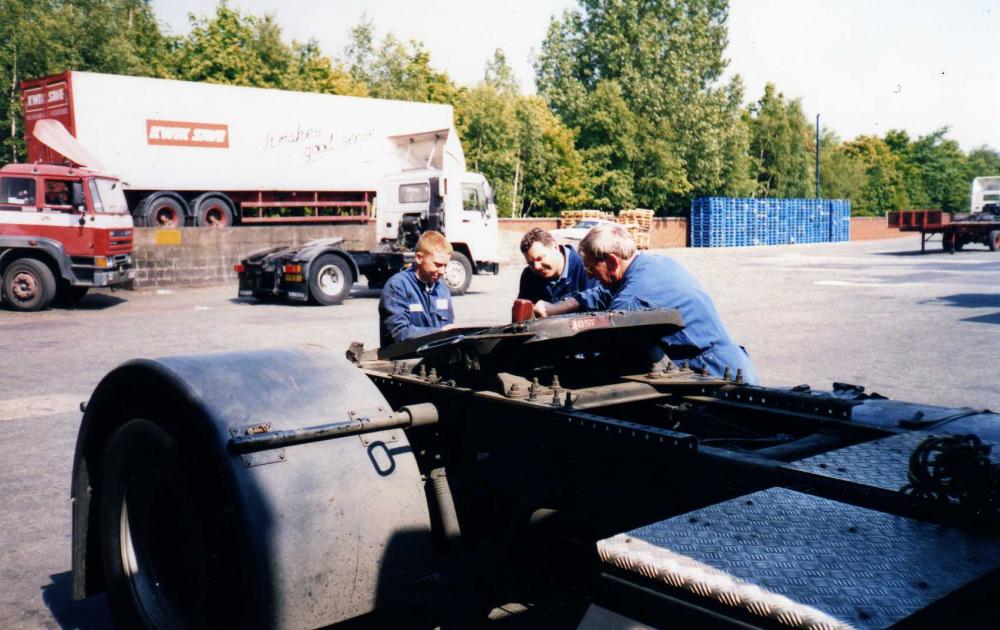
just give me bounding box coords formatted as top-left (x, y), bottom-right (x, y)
top-left (21, 71), bottom-right (499, 294)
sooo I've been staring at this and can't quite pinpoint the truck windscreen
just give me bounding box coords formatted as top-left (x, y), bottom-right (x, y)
top-left (462, 183), bottom-right (487, 212)
top-left (90, 178), bottom-right (129, 214)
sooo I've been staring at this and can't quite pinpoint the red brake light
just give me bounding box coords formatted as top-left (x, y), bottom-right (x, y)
top-left (233, 263), bottom-right (245, 273)
top-left (282, 264), bottom-right (302, 274)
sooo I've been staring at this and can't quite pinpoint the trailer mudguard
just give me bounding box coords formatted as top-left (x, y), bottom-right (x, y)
top-left (292, 237), bottom-right (361, 283)
top-left (71, 348), bottom-right (433, 629)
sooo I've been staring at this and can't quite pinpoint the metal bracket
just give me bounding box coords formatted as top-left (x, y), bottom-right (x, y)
top-left (229, 422), bottom-right (273, 438)
top-left (349, 406), bottom-right (398, 446)
top-left (240, 449), bottom-right (286, 468)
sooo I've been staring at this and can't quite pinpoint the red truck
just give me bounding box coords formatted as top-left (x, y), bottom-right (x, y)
top-left (0, 162), bottom-right (134, 311)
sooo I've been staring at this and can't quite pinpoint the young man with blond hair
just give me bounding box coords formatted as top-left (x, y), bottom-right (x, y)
top-left (378, 231), bottom-right (456, 347)
top-left (534, 223), bottom-right (758, 383)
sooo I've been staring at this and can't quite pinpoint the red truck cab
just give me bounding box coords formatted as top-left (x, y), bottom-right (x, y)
top-left (0, 162), bottom-right (134, 311)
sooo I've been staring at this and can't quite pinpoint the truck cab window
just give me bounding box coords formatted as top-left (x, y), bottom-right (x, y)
top-left (462, 183), bottom-right (487, 212)
top-left (2, 177), bottom-right (36, 208)
top-left (399, 183), bottom-right (430, 204)
top-left (44, 180), bottom-right (72, 207)
top-left (89, 178), bottom-right (129, 214)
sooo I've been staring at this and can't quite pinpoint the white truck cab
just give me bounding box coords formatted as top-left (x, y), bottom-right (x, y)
top-left (971, 176), bottom-right (1000, 214)
top-left (375, 129), bottom-right (499, 292)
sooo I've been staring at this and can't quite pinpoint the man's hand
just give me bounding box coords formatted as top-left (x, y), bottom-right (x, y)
top-left (533, 301), bottom-right (554, 318)
top-left (533, 298), bottom-right (581, 319)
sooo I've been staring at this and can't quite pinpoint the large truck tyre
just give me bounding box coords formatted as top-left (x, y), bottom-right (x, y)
top-left (989, 230), bottom-right (1000, 251)
top-left (444, 251), bottom-right (473, 296)
top-left (98, 419), bottom-right (218, 628)
top-left (72, 350), bottom-right (434, 629)
top-left (309, 254), bottom-right (353, 305)
top-left (2, 257), bottom-right (56, 311)
top-left (192, 193), bottom-right (235, 228)
top-left (137, 195), bottom-right (186, 228)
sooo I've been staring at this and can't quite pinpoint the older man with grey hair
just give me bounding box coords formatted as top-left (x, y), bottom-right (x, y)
top-left (533, 223), bottom-right (758, 383)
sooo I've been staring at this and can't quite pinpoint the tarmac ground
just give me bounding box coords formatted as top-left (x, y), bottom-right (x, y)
top-left (1, 234), bottom-right (998, 628)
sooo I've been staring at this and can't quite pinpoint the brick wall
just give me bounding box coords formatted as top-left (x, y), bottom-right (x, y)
top-left (132, 216), bottom-right (907, 288)
top-left (850, 216), bottom-right (908, 240)
top-left (649, 218), bottom-right (688, 248)
top-left (132, 224), bottom-right (375, 288)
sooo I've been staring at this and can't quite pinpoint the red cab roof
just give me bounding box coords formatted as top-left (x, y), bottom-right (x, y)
top-left (0, 163), bottom-right (103, 177)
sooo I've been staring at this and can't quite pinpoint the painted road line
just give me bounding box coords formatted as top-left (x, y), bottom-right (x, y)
top-left (0, 393), bottom-right (85, 422)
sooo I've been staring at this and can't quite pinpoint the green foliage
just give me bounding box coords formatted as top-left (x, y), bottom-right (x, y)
top-left (840, 135), bottom-right (909, 215)
top-left (0, 0), bottom-right (168, 162)
top-left (454, 53), bottom-right (588, 217)
top-left (747, 84), bottom-right (814, 198)
top-left (170, 2), bottom-right (363, 95)
top-left (535, 0), bottom-right (744, 213)
top-left (1, 0), bottom-right (991, 219)
top-left (343, 17), bottom-right (456, 104)
top-left (817, 131), bottom-right (867, 204)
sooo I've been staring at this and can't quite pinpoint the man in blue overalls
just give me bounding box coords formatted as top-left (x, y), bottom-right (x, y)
top-left (533, 223), bottom-right (758, 384)
top-left (378, 231), bottom-right (456, 348)
top-left (517, 227), bottom-right (600, 304)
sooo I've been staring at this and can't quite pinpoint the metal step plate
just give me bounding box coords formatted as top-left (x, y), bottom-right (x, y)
top-left (784, 431), bottom-right (999, 491)
top-left (597, 488), bottom-right (1000, 629)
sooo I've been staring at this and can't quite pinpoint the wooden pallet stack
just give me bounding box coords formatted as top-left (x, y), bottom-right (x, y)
top-left (618, 209), bottom-right (654, 249)
top-left (559, 209), bottom-right (611, 228)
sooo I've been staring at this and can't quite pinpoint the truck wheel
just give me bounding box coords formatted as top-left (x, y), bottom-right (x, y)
top-left (98, 419), bottom-right (215, 629)
top-left (444, 252), bottom-right (472, 296)
top-left (141, 196), bottom-right (186, 229)
top-left (2, 258), bottom-right (56, 311)
top-left (193, 195), bottom-right (234, 228)
top-left (989, 230), bottom-right (1000, 251)
top-left (309, 254), bottom-right (353, 305)
top-left (942, 232), bottom-right (956, 252)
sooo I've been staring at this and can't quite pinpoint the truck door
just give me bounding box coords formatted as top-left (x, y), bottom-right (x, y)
top-left (459, 180), bottom-right (499, 264)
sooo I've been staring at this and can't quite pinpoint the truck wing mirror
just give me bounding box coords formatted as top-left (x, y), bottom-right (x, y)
top-left (71, 182), bottom-right (85, 208)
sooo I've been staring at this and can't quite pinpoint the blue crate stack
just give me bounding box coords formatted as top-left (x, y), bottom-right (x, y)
top-left (690, 198), bottom-right (851, 247)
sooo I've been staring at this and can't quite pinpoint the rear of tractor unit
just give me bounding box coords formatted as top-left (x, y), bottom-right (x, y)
top-left (70, 309), bottom-right (1000, 628)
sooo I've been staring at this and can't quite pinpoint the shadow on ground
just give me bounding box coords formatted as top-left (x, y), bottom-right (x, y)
top-left (926, 293), bottom-right (1000, 309)
top-left (41, 572), bottom-right (111, 629)
top-left (920, 293), bottom-right (1000, 326)
top-left (65, 294), bottom-right (127, 311)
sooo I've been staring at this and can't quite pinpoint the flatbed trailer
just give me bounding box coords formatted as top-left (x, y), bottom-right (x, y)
top-left (887, 209), bottom-right (1000, 252)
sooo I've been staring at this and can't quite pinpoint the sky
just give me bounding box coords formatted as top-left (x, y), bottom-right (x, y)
top-left (152, 0), bottom-right (999, 152)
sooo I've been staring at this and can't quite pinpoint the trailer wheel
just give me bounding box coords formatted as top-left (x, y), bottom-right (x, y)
top-left (942, 232), bottom-right (955, 252)
top-left (98, 419), bottom-right (216, 629)
top-left (193, 195), bottom-right (234, 228)
top-left (2, 258), bottom-right (56, 311)
top-left (140, 196), bottom-right (186, 229)
top-left (989, 230), bottom-right (1000, 251)
top-left (309, 254), bottom-right (353, 305)
top-left (444, 251), bottom-right (473, 296)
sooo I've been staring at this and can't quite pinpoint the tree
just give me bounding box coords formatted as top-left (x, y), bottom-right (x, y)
top-left (535, 0), bottom-right (745, 212)
top-left (455, 51), bottom-right (588, 216)
top-left (841, 135), bottom-right (909, 215)
top-left (0, 0), bottom-right (170, 162)
top-left (747, 83), bottom-right (813, 198)
top-left (342, 18), bottom-right (456, 104)
top-left (817, 130), bottom-right (867, 204)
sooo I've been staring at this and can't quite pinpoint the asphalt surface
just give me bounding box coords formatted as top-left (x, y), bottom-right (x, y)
top-left (1, 234), bottom-right (999, 628)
